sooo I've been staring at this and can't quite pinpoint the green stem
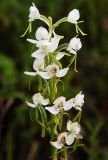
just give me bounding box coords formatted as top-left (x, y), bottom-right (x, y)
top-left (68, 55), bottom-right (76, 68)
top-left (20, 22), bottom-right (31, 37)
top-left (74, 55), bottom-right (78, 72)
top-left (52, 148), bottom-right (58, 160)
top-left (53, 17), bottom-right (67, 29)
top-left (76, 24), bottom-right (87, 36)
top-left (64, 148), bottom-right (68, 160)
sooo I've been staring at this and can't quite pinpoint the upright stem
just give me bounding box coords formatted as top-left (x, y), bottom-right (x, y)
top-left (53, 148), bottom-right (57, 160)
top-left (64, 148), bottom-right (68, 160)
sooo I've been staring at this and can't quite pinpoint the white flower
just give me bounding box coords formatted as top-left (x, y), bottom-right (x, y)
top-left (67, 37), bottom-right (82, 54)
top-left (24, 59), bottom-right (44, 76)
top-left (73, 91), bottom-right (84, 110)
top-left (36, 26), bottom-right (49, 40)
top-left (67, 120), bottom-right (82, 139)
top-left (29, 3), bottom-right (40, 21)
top-left (67, 9), bottom-right (80, 24)
top-left (27, 35), bottom-right (60, 59)
top-left (50, 132), bottom-right (74, 149)
top-left (26, 93), bottom-right (49, 108)
top-left (45, 96), bottom-right (74, 115)
top-left (38, 64), bottom-right (69, 80)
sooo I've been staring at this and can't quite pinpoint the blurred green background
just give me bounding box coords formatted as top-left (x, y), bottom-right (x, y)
top-left (0, 0), bottom-right (108, 160)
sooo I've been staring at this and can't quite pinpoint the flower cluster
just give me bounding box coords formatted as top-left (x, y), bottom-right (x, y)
top-left (23, 2), bottom-right (86, 157)
top-left (51, 120), bottom-right (82, 149)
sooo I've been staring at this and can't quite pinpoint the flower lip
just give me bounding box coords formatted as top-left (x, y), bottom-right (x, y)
top-left (57, 101), bottom-right (64, 111)
top-left (54, 97), bottom-right (66, 111)
top-left (61, 136), bottom-right (66, 144)
top-left (57, 132), bottom-right (67, 144)
top-left (46, 64), bottom-right (59, 77)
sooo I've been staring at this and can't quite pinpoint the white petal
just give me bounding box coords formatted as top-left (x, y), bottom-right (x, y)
top-left (64, 98), bottom-right (74, 111)
top-left (24, 71), bottom-right (37, 76)
top-left (66, 133), bottom-right (75, 145)
top-left (74, 91), bottom-right (84, 108)
top-left (27, 38), bottom-right (38, 44)
top-left (67, 120), bottom-right (73, 132)
top-left (33, 59), bottom-right (44, 71)
top-left (32, 49), bottom-right (46, 59)
top-left (73, 106), bottom-right (82, 111)
top-left (32, 93), bottom-right (42, 105)
top-left (50, 141), bottom-right (63, 149)
top-left (26, 101), bottom-right (36, 108)
top-left (56, 54), bottom-right (64, 60)
top-left (67, 9), bottom-right (80, 23)
top-left (37, 71), bottom-right (51, 79)
top-left (67, 121), bottom-right (81, 135)
top-left (29, 3), bottom-right (40, 21)
top-left (36, 26), bottom-right (49, 40)
top-left (67, 37), bottom-right (82, 54)
top-left (49, 37), bottom-right (60, 52)
top-left (53, 96), bottom-right (66, 105)
top-left (67, 47), bottom-right (77, 54)
top-left (45, 106), bottom-right (60, 115)
top-left (57, 132), bottom-right (67, 142)
top-left (56, 68), bottom-right (69, 78)
top-left (41, 99), bottom-right (49, 105)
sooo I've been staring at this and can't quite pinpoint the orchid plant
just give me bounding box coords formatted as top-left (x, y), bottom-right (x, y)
top-left (22, 3), bottom-right (86, 160)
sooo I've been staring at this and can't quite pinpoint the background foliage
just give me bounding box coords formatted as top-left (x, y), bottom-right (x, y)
top-left (0, 0), bottom-right (108, 159)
